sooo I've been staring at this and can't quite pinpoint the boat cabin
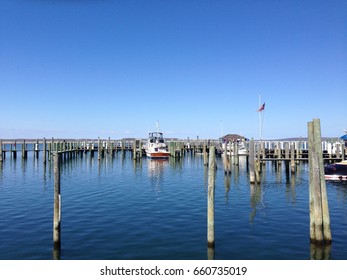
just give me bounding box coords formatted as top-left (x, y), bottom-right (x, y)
top-left (148, 132), bottom-right (164, 143)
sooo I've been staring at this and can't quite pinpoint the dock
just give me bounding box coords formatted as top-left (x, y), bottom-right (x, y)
top-left (0, 138), bottom-right (346, 163)
top-left (0, 119), bottom-right (343, 259)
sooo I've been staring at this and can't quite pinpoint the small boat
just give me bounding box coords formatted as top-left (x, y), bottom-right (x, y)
top-left (145, 131), bottom-right (171, 159)
top-left (222, 141), bottom-right (248, 156)
top-left (324, 160), bottom-right (347, 180)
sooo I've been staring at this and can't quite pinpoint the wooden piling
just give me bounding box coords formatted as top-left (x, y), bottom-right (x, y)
top-left (98, 138), bottom-right (101, 161)
top-left (203, 141), bottom-right (208, 166)
top-left (207, 146), bottom-right (216, 248)
top-left (308, 119), bottom-right (332, 245)
top-left (223, 142), bottom-right (231, 175)
top-left (0, 140), bottom-right (3, 162)
top-left (234, 141), bottom-right (239, 165)
top-left (249, 139), bottom-right (255, 184)
top-left (285, 142), bottom-right (289, 160)
top-left (34, 139), bottom-right (39, 158)
top-left (255, 160), bottom-right (260, 183)
top-left (290, 142), bottom-right (295, 173)
top-left (48, 142), bottom-right (52, 161)
top-left (261, 141), bottom-right (266, 164)
top-left (133, 140), bottom-right (137, 160)
top-left (121, 139), bottom-right (125, 153)
top-left (53, 152), bottom-right (61, 255)
top-left (276, 141), bottom-right (281, 166)
top-left (314, 120), bottom-right (332, 244)
top-left (256, 142), bottom-right (261, 175)
top-left (13, 141), bottom-right (17, 159)
top-left (22, 140), bottom-right (27, 159)
top-left (43, 138), bottom-right (47, 164)
top-left (107, 137), bottom-right (110, 154)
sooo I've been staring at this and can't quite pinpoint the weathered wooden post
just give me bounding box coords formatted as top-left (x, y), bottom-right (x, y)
top-left (207, 146), bottom-right (216, 249)
top-left (12, 141), bottom-right (17, 159)
top-left (203, 141), bottom-right (208, 166)
top-left (308, 118), bottom-right (332, 245)
top-left (290, 142), bottom-right (295, 173)
top-left (223, 141), bottom-right (231, 175)
top-left (90, 141), bottom-right (94, 158)
top-left (49, 138), bottom-right (54, 161)
top-left (22, 140), bottom-right (27, 159)
top-left (121, 139), bottom-right (125, 153)
top-left (137, 139), bottom-right (142, 159)
top-left (53, 152), bottom-right (61, 258)
top-left (0, 140), bottom-right (3, 162)
top-left (299, 139), bottom-right (303, 161)
top-left (285, 142), bottom-right (289, 159)
top-left (43, 138), bottom-right (47, 164)
top-left (107, 137), bottom-right (111, 155)
top-left (133, 140), bottom-right (137, 160)
top-left (276, 141), bottom-right (282, 167)
top-left (234, 141), bottom-right (239, 165)
top-left (98, 137), bottom-right (101, 161)
top-left (34, 139), bottom-right (39, 158)
top-left (256, 142), bottom-right (261, 173)
top-left (261, 141), bottom-right (266, 164)
top-left (249, 139), bottom-right (255, 183)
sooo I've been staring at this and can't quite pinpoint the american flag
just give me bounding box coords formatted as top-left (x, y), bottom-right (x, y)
top-left (257, 102), bottom-right (265, 112)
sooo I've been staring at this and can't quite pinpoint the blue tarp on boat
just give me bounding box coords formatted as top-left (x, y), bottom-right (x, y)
top-left (340, 134), bottom-right (347, 141)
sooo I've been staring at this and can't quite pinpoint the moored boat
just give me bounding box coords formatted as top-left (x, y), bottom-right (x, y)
top-left (145, 132), bottom-right (171, 159)
top-left (324, 160), bottom-right (347, 180)
top-left (222, 141), bottom-right (248, 156)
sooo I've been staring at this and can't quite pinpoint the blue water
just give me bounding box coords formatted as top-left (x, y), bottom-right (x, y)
top-left (0, 150), bottom-right (347, 260)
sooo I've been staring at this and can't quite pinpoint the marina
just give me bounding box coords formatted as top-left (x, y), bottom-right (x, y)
top-left (1, 129), bottom-right (347, 260)
top-left (1, 136), bottom-right (346, 162)
top-left (1, 0), bottom-right (346, 269)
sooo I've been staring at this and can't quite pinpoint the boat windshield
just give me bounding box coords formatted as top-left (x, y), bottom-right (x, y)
top-left (149, 132), bottom-right (163, 139)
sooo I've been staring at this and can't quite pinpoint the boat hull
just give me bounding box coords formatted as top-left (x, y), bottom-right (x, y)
top-left (324, 161), bottom-right (347, 180)
top-left (325, 174), bottom-right (347, 181)
top-left (146, 152), bottom-right (170, 159)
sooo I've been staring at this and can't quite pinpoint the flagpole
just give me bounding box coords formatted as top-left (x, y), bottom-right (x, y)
top-left (257, 95), bottom-right (265, 141)
top-left (259, 95), bottom-right (262, 141)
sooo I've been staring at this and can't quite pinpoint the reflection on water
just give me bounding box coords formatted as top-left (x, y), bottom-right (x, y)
top-left (310, 243), bottom-right (331, 260)
top-left (147, 159), bottom-right (169, 194)
top-left (249, 183), bottom-right (263, 224)
top-left (224, 175), bottom-right (231, 204)
top-left (148, 159), bottom-right (168, 177)
top-left (1, 151), bottom-right (347, 259)
top-left (328, 180), bottom-right (347, 198)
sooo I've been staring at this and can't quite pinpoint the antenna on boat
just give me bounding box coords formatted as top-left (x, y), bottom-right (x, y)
top-left (156, 121), bottom-right (160, 133)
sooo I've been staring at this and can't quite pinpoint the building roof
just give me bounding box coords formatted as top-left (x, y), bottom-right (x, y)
top-left (220, 134), bottom-right (248, 141)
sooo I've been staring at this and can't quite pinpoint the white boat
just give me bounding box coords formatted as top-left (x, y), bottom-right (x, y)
top-left (145, 132), bottom-right (171, 159)
top-left (324, 160), bottom-right (347, 180)
top-left (222, 141), bottom-right (248, 156)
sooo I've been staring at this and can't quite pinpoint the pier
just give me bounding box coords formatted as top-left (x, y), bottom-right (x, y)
top-left (1, 137), bottom-right (345, 165)
top-left (1, 121), bottom-right (346, 260)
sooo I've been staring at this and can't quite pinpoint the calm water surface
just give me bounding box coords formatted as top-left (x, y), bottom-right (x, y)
top-left (0, 150), bottom-right (347, 260)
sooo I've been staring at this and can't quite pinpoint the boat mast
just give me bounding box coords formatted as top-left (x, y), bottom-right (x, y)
top-left (156, 121), bottom-right (160, 134)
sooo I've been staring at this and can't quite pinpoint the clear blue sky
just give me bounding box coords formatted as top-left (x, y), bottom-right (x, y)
top-left (1, 0), bottom-right (346, 140)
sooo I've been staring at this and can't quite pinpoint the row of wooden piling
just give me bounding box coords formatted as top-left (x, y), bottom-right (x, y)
top-left (2, 118), bottom-right (337, 258)
top-left (1, 137), bottom-right (345, 164)
top-left (206, 119), bottom-right (333, 256)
